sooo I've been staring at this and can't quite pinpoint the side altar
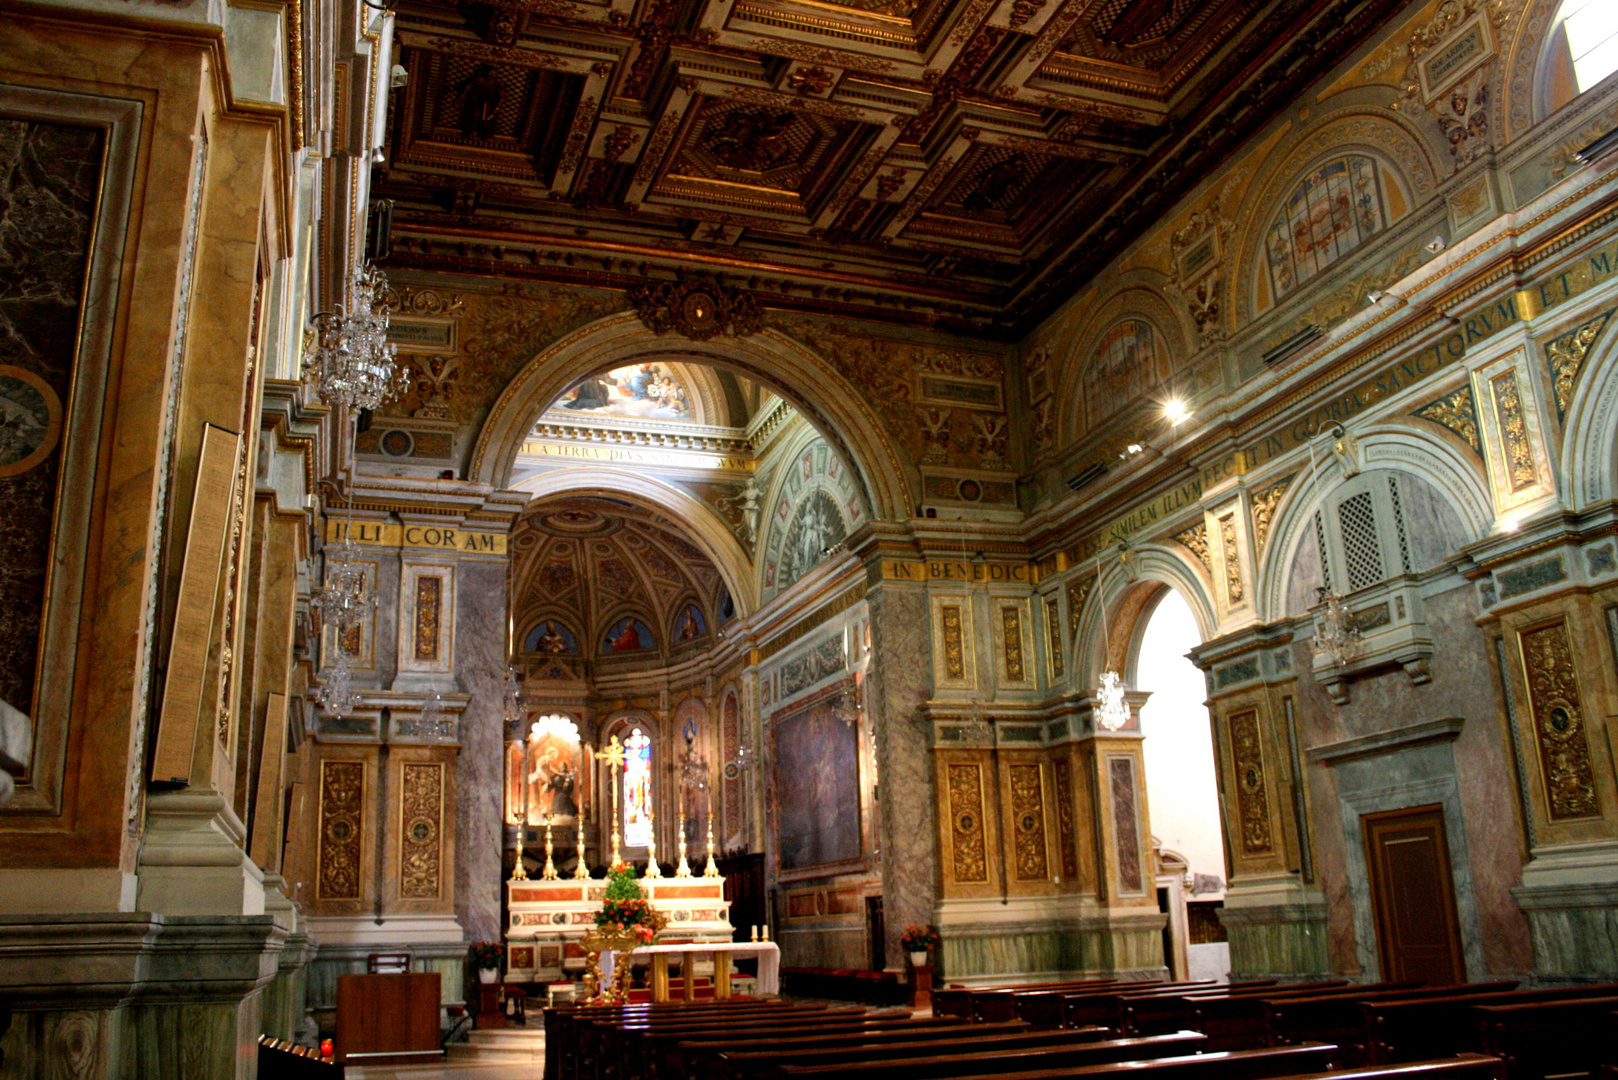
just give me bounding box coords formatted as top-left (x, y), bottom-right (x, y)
top-left (503, 733), bottom-right (732, 983)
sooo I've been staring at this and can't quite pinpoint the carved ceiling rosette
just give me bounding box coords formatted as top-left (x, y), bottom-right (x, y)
top-left (629, 280), bottom-right (764, 341)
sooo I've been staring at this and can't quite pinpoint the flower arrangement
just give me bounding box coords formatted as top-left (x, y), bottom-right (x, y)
top-left (900, 924), bottom-right (941, 952)
top-left (469, 941), bottom-right (504, 971)
top-left (594, 866), bottom-right (668, 939)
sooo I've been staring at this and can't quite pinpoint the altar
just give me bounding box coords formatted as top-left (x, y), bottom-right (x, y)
top-left (600, 941), bottom-right (780, 1001)
top-left (504, 876), bottom-right (733, 982)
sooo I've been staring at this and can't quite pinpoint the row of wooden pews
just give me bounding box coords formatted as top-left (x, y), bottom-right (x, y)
top-left (539, 994), bottom-right (1524, 1080)
top-left (927, 974), bottom-right (1617, 1079)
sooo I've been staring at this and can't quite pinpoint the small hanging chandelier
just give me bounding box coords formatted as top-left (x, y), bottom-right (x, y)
top-left (313, 658), bottom-right (360, 717)
top-left (310, 533), bottom-right (376, 631)
top-left (1313, 587), bottom-right (1361, 668)
top-left (503, 666), bottom-right (526, 725)
top-left (1096, 669), bottom-right (1129, 731)
top-left (304, 264), bottom-right (410, 413)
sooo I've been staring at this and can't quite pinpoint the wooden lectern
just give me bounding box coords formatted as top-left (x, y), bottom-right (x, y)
top-left (335, 973), bottom-right (442, 1066)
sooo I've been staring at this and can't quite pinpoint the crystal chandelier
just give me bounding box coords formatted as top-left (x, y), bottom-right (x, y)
top-left (310, 533), bottom-right (377, 630)
top-left (1096, 669), bottom-right (1129, 731)
top-left (503, 666), bottom-right (526, 725)
top-left (1313, 587), bottom-right (1362, 668)
top-left (313, 660), bottom-right (360, 717)
top-left (304, 264), bottom-right (410, 413)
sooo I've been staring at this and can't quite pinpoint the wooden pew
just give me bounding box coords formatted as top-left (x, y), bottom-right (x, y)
top-left (629, 1012), bottom-right (944, 1080)
top-left (1265, 982), bottom-right (1517, 1066)
top-left (1183, 983), bottom-right (1417, 1051)
top-left (1010, 983), bottom-right (1156, 1028)
top-left (1121, 982), bottom-right (1349, 1037)
top-left (548, 1000), bottom-right (810, 1080)
top-left (945, 1049), bottom-right (1500, 1080)
top-left (969, 980), bottom-right (1154, 1024)
top-left (594, 1005), bottom-right (870, 1080)
top-left (690, 1020), bottom-right (1024, 1080)
top-left (1062, 981), bottom-right (1264, 1031)
top-left (1363, 984), bottom-right (1618, 1065)
top-left (716, 1025), bottom-right (1122, 1080)
top-left (884, 1043), bottom-right (1339, 1080)
top-left (773, 1031), bottom-right (1230, 1080)
top-left (930, 979), bottom-right (1144, 1022)
top-left (1409, 992), bottom-right (1618, 1078)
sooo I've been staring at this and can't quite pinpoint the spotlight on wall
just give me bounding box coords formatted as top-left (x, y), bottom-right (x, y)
top-left (391, 64), bottom-right (409, 89)
top-left (1366, 290), bottom-right (1385, 304)
top-left (1500, 516), bottom-right (1522, 534)
top-left (1426, 235), bottom-right (1447, 254)
top-left (1164, 399), bottom-right (1191, 426)
top-left (1126, 443), bottom-right (1143, 455)
top-left (370, 147), bottom-right (386, 164)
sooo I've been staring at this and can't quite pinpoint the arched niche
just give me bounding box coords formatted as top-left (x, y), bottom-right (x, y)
top-left (1504, 0), bottom-right (1573, 138)
top-left (1260, 429), bottom-right (1490, 621)
top-left (510, 467), bottom-right (759, 616)
top-left (1058, 284), bottom-right (1193, 444)
top-left (1559, 315), bottom-right (1618, 511)
top-left (1070, 547), bottom-right (1219, 689)
top-left (469, 312), bottom-right (914, 521)
top-left (756, 422), bottom-right (866, 603)
top-left (1231, 112), bottom-right (1437, 324)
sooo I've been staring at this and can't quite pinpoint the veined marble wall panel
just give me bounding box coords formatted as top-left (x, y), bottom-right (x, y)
top-left (455, 560), bottom-right (509, 942)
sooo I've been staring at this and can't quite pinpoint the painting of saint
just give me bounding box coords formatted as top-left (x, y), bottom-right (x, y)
top-left (524, 728), bottom-right (584, 823)
top-left (522, 619), bottom-right (580, 654)
top-left (550, 364), bottom-right (692, 420)
top-left (602, 616), bottom-right (655, 653)
top-left (674, 604), bottom-right (707, 643)
top-left (1265, 155), bottom-right (1386, 300)
top-left (772, 694), bottom-right (862, 872)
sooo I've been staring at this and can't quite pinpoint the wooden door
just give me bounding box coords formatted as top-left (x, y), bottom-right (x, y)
top-left (1363, 805), bottom-right (1466, 984)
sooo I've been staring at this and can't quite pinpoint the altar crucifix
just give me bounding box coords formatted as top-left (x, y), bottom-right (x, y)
top-left (594, 735), bottom-right (626, 869)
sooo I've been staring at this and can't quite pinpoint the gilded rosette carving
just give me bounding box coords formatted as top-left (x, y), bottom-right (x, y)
top-left (414, 576), bottom-right (442, 662)
top-left (1219, 514), bottom-right (1244, 604)
top-left (400, 762), bottom-right (444, 900)
top-left (1066, 575), bottom-right (1095, 638)
top-left (1009, 763), bottom-right (1049, 881)
top-left (318, 760), bottom-right (365, 900)
top-left (1519, 621), bottom-right (1601, 821)
top-left (1228, 710), bottom-right (1273, 854)
top-left (1045, 596), bottom-right (1065, 679)
top-left (946, 762), bottom-right (988, 883)
top-left (941, 604), bottom-right (966, 680)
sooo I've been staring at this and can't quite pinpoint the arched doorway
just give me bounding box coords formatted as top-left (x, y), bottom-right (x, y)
top-left (1134, 588), bottom-right (1227, 980)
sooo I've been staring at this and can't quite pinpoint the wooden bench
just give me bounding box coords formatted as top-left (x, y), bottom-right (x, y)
top-left (545, 1000), bottom-right (805, 1080)
top-left (717, 1025), bottom-right (1122, 1080)
top-left (946, 1050), bottom-right (1502, 1080)
top-left (773, 1031), bottom-right (1228, 1080)
top-left (627, 1012), bottom-right (939, 1080)
top-left (1121, 982), bottom-right (1350, 1038)
top-left (936, 1043), bottom-right (1339, 1080)
top-left (1363, 984), bottom-right (1618, 1064)
top-left (782, 967), bottom-right (910, 1006)
top-left (1181, 983), bottom-right (1416, 1051)
top-left (1062, 981), bottom-right (1264, 1031)
top-left (595, 1006), bottom-right (872, 1080)
top-left (978, 981), bottom-right (1158, 1025)
top-left (1467, 994), bottom-right (1618, 1079)
top-left (1265, 982), bottom-right (1518, 1066)
top-left (690, 1020), bottom-right (1022, 1080)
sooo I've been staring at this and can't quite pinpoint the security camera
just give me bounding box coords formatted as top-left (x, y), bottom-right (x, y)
top-left (1425, 235), bottom-right (1446, 254)
top-left (391, 64), bottom-right (408, 90)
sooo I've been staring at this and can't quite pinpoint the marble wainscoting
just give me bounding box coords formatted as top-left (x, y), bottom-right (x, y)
top-left (452, 561), bottom-right (508, 946)
top-left (866, 586), bottom-right (937, 969)
top-left (1216, 878), bottom-right (1331, 980)
top-left (936, 897), bottom-right (1167, 983)
top-left (1512, 846), bottom-right (1618, 981)
top-left (0, 913), bottom-right (285, 1080)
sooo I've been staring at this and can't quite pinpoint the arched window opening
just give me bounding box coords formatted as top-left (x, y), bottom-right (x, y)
top-left (1135, 589), bottom-right (1228, 980)
top-left (1560, 0), bottom-right (1618, 93)
top-left (623, 726), bottom-right (653, 848)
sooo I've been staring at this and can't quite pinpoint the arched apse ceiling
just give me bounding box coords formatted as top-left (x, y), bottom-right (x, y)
top-left (510, 495), bottom-right (733, 663)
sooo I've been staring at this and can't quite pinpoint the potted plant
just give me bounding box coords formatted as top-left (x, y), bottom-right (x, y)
top-left (470, 941), bottom-right (504, 984)
top-left (583, 866), bottom-right (669, 1001)
top-left (900, 924), bottom-right (940, 968)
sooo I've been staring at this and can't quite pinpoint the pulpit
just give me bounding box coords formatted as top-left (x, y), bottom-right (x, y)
top-left (334, 972), bottom-right (442, 1065)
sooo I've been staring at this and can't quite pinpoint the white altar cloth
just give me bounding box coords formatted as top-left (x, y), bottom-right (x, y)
top-left (599, 940), bottom-right (781, 996)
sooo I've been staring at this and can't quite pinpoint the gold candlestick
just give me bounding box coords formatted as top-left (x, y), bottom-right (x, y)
top-left (675, 786), bottom-right (693, 878)
top-left (509, 833), bottom-right (528, 882)
top-left (644, 807), bottom-right (662, 878)
top-left (703, 816), bottom-right (719, 878)
top-left (541, 814), bottom-right (559, 879)
top-left (574, 810), bottom-right (591, 879)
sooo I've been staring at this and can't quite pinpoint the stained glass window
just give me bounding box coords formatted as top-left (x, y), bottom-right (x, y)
top-left (1265, 156), bottom-right (1386, 301)
top-left (623, 727), bottom-right (653, 848)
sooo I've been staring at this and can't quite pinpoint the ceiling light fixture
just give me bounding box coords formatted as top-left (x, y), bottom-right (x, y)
top-left (1164, 399), bottom-right (1191, 426)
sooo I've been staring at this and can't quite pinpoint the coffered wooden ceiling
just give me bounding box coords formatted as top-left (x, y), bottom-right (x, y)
top-left (376, 0), bottom-right (1406, 336)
